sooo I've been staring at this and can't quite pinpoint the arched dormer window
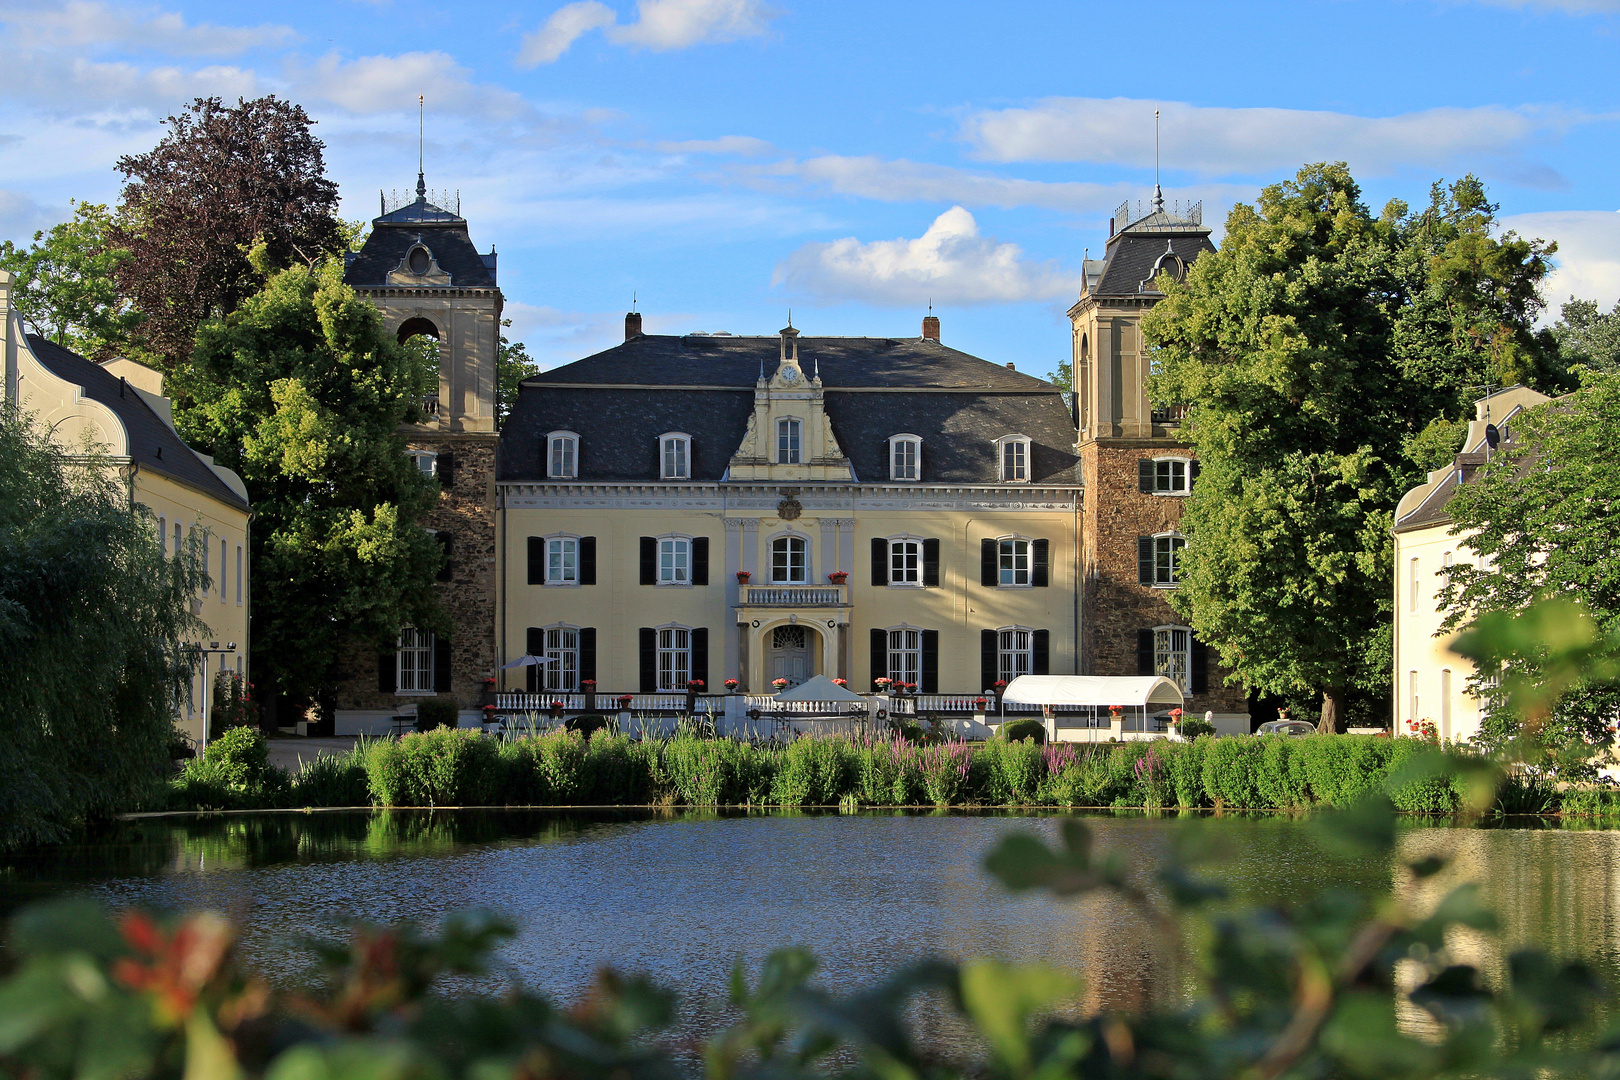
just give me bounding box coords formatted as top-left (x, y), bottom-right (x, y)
top-left (660, 432), bottom-right (691, 479)
top-left (994, 434), bottom-right (1031, 483)
top-left (547, 431), bottom-right (579, 479)
top-left (888, 433), bottom-right (921, 481)
top-left (777, 418), bottom-right (802, 464)
top-left (407, 243), bottom-right (433, 275)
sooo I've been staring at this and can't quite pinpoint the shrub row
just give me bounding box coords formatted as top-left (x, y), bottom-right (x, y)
top-left (169, 728), bottom-right (1620, 815)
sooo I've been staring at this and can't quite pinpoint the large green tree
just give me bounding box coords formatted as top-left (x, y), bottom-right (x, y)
top-left (1551, 296), bottom-right (1620, 372)
top-left (1439, 368), bottom-right (1620, 766)
top-left (0, 201), bottom-right (141, 359)
top-left (110, 96), bottom-right (343, 369)
top-left (0, 410), bottom-right (205, 849)
top-left (1145, 164), bottom-right (1557, 731)
top-left (496, 319), bottom-right (539, 426)
top-left (173, 261), bottom-right (444, 708)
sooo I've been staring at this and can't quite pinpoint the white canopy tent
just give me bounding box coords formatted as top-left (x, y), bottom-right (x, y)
top-left (1001, 675), bottom-right (1185, 742)
top-left (774, 674), bottom-right (866, 703)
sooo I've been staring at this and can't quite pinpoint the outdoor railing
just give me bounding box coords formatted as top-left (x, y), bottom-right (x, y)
top-left (739, 585), bottom-right (846, 606)
top-left (493, 692), bottom-right (718, 713)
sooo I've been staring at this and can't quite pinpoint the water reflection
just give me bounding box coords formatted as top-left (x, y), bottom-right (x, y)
top-left (3, 809), bottom-right (1618, 1041)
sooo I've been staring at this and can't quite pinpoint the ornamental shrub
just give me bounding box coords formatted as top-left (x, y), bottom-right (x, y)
top-left (855, 736), bottom-right (921, 806)
top-left (201, 725), bottom-right (274, 789)
top-left (994, 738), bottom-right (1045, 804)
top-left (1298, 735), bottom-right (1392, 807)
top-left (290, 742), bottom-right (370, 807)
top-left (414, 695), bottom-right (460, 732)
top-left (533, 728), bottom-right (591, 803)
top-left (661, 732), bottom-right (770, 805)
top-left (920, 742), bottom-right (973, 804)
top-left (1133, 744), bottom-right (1175, 808)
top-left (1385, 737), bottom-right (1461, 813)
top-left (586, 732), bottom-right (653, 803)
top-left (1202, 737), bottom-right (1266, 808)
top-left (997, 719), bottom-right (1047, 744)
top-left (1176, 716), bottom-right (1215, 739)
top-left (1167, 737), bottom-right (1209, 808)
top-left (1254, 737), bottom-right (1311, 810)
top-left (772, 737), bottom-right (852, 805)
top-left (367, 728), bottom-right (498, 806)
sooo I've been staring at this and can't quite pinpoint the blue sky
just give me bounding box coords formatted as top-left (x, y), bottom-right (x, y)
top-left (3, 0), bottom-right (1619, 372)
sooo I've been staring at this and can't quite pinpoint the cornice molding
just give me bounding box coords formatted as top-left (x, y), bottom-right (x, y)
top-left (499, 481), bottom-right (1081, 512)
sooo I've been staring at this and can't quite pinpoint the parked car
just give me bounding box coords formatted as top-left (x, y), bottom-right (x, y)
top-left (1257, 719), bottom-right (1318, 737)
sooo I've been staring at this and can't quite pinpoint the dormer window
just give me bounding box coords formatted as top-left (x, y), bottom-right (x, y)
top-left (660, 433), bottom-right (691, 479)
top-left (996, 435), bottom-right (1031, 482)
top-left (407, 244), bottom-right (432, 275)
top-left (547, 431), bottom-right (579, 479)
top-left (777, 418), bottom-right (802, 464)
top-left (889, 434), bottom-right (921, 481)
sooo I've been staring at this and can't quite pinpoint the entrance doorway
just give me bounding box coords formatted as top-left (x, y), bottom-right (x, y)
top-left (769, 625), bottom-right (811, 688)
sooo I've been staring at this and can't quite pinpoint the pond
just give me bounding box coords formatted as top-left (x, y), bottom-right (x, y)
top-left (5, 809), bottom-right (1620, 1040)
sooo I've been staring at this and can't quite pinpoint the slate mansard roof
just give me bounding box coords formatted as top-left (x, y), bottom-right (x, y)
top-left (1085, 203), bottom-right (1216, 299)
top-left (499, 334), bottom-right (1080, 486)
top-left (343, 196), bottom-right (498, 289)
top-left (26, 335), bottom-right (250, 511)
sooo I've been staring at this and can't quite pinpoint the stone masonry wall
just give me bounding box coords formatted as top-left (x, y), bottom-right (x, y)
top-left (331, 432), bottom-right (499, 713)
top-left (1082, 441), bottom-right (1248, 716)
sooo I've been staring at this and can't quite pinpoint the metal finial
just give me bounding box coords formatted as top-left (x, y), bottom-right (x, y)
top-left (416, 94), bottom-right (426, 199)
top-left (1151, 108), bottom-right (1164, 214)
top-left (632, 290), bottom-right (637, 312)
top-left (787, 308), bottom-right (792, 329)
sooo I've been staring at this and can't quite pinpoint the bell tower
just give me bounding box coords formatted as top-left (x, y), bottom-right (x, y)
top-left (726, 323), bottom-right (854, 483)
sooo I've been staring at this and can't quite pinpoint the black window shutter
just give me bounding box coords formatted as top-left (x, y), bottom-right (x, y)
top-left (579, 536), bottom-right (596, 584)
top-left (436, 531), bottom-right (453, 582)
top-left (640, 536), bottom-right (656, 585)
top-left (378, 650), bottom-right (396, 693)
top-left (1139, 458), bottom-right (1154, 493)
top-left (437, 451), bottom-right (455, 490)
top-left (1138, 537), bottom-right (1154, 585)
top-left (1031, 538), bottom-right (1049, 587)
top-left (871, 537), bottom-right (888, 587)
top-left (1191, 637), bottom-right (1209, 694)
top-left (527, 536), bottom-right (543, 585)
top-left (433, 633), bottom-right (452, 693)
top-left (921, 630), bottom-right (939, 693)
top-left (639, 628), bottom-right (657, 692)
top-left (1137, 629), bottom-right (1155, 675)
top-left (580, 628), bottom-right (597, 684)
top-left (693, 537), bottom-right (709, 585)
top-left (923, 538), bottom-right (940, 587)
top-left (526, 627), bottom-right (544, 693)
top-left (691, 628), bottom-right (709, 689)
top-left (980, 629), bottom-right (998, 690)
top-left (1190, 459), bottom-right (1201, 487)
top-left (1032, 630), bottom-right (1050, 675)
top-left (980, 538), bottom-right (997, 586)
top-left (869, 628), bottom-right (887, 691)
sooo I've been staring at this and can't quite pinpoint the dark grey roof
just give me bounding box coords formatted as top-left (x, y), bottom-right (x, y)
top-left (344, 197), bottom-right (498, 289)
top-left (26, 335), bottom-right (250, 511)
top-left (499, 334), bottom-right (1079, 485)
top-left (532, 334), bottom-right (1050, 389)
top-left (1091, 212), bottom-right (1215, 297)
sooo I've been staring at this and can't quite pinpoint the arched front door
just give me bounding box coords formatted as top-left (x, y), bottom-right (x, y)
top-left (768, 625), bottom-right (811, 688)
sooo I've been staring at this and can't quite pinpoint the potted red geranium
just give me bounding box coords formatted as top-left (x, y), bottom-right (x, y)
top-left (724, 678), bottom-right (740, 692)
top-left (736, 570), bottom-right (751, 583)
top-left (827, 570), bottom-right (849, 584)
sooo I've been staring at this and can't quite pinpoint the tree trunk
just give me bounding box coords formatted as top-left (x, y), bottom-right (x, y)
top-left (1318, 688), bottom-right (1346, 734)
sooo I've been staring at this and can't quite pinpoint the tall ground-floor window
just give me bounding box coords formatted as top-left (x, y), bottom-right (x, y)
top-left (397, 627), bottom-right (435, 692)
top-left (1155, 627), bottom-right (1191, 691)
top-left (544, 627), bottom-right (579, 692)
top-left (888, 628), bottom-right (921, 686)
top-left (658, 627), bottom-right (691, 690)
top-left (998, 628), bottom-right (1033, 682)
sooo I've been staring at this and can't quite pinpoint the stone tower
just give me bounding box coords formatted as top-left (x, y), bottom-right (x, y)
top-left (1069, 193), bottom-right (1248, 723)
top-left (338, 175), bottom-right (502, 717)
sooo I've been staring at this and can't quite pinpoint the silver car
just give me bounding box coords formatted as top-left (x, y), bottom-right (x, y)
top-left (1257, 719), bottom-right (1317, 737)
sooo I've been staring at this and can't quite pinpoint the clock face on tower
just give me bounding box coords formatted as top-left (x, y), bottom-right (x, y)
top-left (779, 364), bottom-right (800, 385)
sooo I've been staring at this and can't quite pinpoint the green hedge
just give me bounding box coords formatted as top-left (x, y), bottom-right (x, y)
top-left (163, 730), bottom-right (1620, 815)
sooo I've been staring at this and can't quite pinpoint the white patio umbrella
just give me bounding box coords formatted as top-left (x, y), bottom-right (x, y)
top-left (499, 653), bottom-right (557, 669)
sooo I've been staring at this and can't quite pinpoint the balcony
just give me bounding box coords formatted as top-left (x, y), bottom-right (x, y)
top-left (739, 584), bottom-right (847, 606)
top-left (1151, 403), bottom-right (1189, 426)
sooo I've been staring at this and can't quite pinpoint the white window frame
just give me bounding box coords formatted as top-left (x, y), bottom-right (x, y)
top-left (408, 449), bottom-right (437, 478)
top-left (656, 625), bottom-right (692, 691)
top-left (997, 626), bottom-right (1034, 683)
top-left (888, 536), bottom-right (924, 587)
top-left (995, 434), bottom-right (1031, 483)
top-left (540, 625), bottom-right (580, 692)
top-left (1151, 532), bottom-right (1186, 588)
top-left (544, 534), bottom-right (580, 586)
top-left (396, 627), bottom-right (436, 695)
top-left (547, 430), bottom-right (579, 479)
top-left (1154, 625), bottom-right (1192, 692)
top-left (997, 536), bottom-right (1032, 588)
top-left (1149, 456), bottom-right (1192, 495)
top-left (1409, 557), bottom-right (1420, 613)
top-left (888, 434), bottom-right (921, 481)
top-left (220, 538), bottom-right (227, 602)
top-left (777, 418), bottom-right (802, 464)
top-left (887, 626), bottom-right (922, 687)
top-left (660, 432), bottom-right (691, 480)
top-left (658, 534), bottom-right (692, 586)
top-left (770, 533), bottom-right (810, 584)
top-left (235, 545), bottom-right (243, 606)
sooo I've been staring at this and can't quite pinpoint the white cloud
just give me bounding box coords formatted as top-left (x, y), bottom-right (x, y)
top-left (1500, 210), bottom-right (1620, 314)
top-left (0, 0), bottom-right (296, 55)
top-left (655, 134), bottom-right (774, 155)
top-left (518, 1), bottom-right (616, 66)
top-left (0, 54), bottom-right (260, 115)
top-left (960, 97), bottom-right (1582, 180)
top-left (763, 154), bottom-right (1129, 212)
top-left (607, 0), bottom-right (777, 50)
top-left (1466, 0), bottom-right (1620, 10)
top-left (0, 187), bottom-right (62, 242)
top-left (772, 206), bottom-right (1082, 306)
top-left (290, 52), bottom-right (534, 120)
top-left (518, 0), bottom-right (778, 64)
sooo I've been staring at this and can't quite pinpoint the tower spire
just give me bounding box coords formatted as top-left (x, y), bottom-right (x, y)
top-left (416, 94), bottom-right (426, 200)
top-left (1151, 107), bottom-right (1164, 214)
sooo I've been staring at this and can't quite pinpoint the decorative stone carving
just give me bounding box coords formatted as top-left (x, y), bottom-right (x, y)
top-left (777, 494), bottom-right (803, 520)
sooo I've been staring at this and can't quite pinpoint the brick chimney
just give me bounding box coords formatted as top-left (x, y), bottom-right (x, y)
top-left (921, 314), bottom-right (940, 341)
top-left (625, 311), bottom-right (643, 340)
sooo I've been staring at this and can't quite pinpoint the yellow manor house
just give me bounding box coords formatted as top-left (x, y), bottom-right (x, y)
top-left (330, 181), bottom-right (1250, 735)
top-left (1, 271), bottom-right (251, 744)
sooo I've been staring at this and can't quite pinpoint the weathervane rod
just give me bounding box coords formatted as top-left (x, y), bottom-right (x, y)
top-left (416, 94), bottom-right (426, 200)
top-left (1155, 108), bottom-right (1160, 190)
